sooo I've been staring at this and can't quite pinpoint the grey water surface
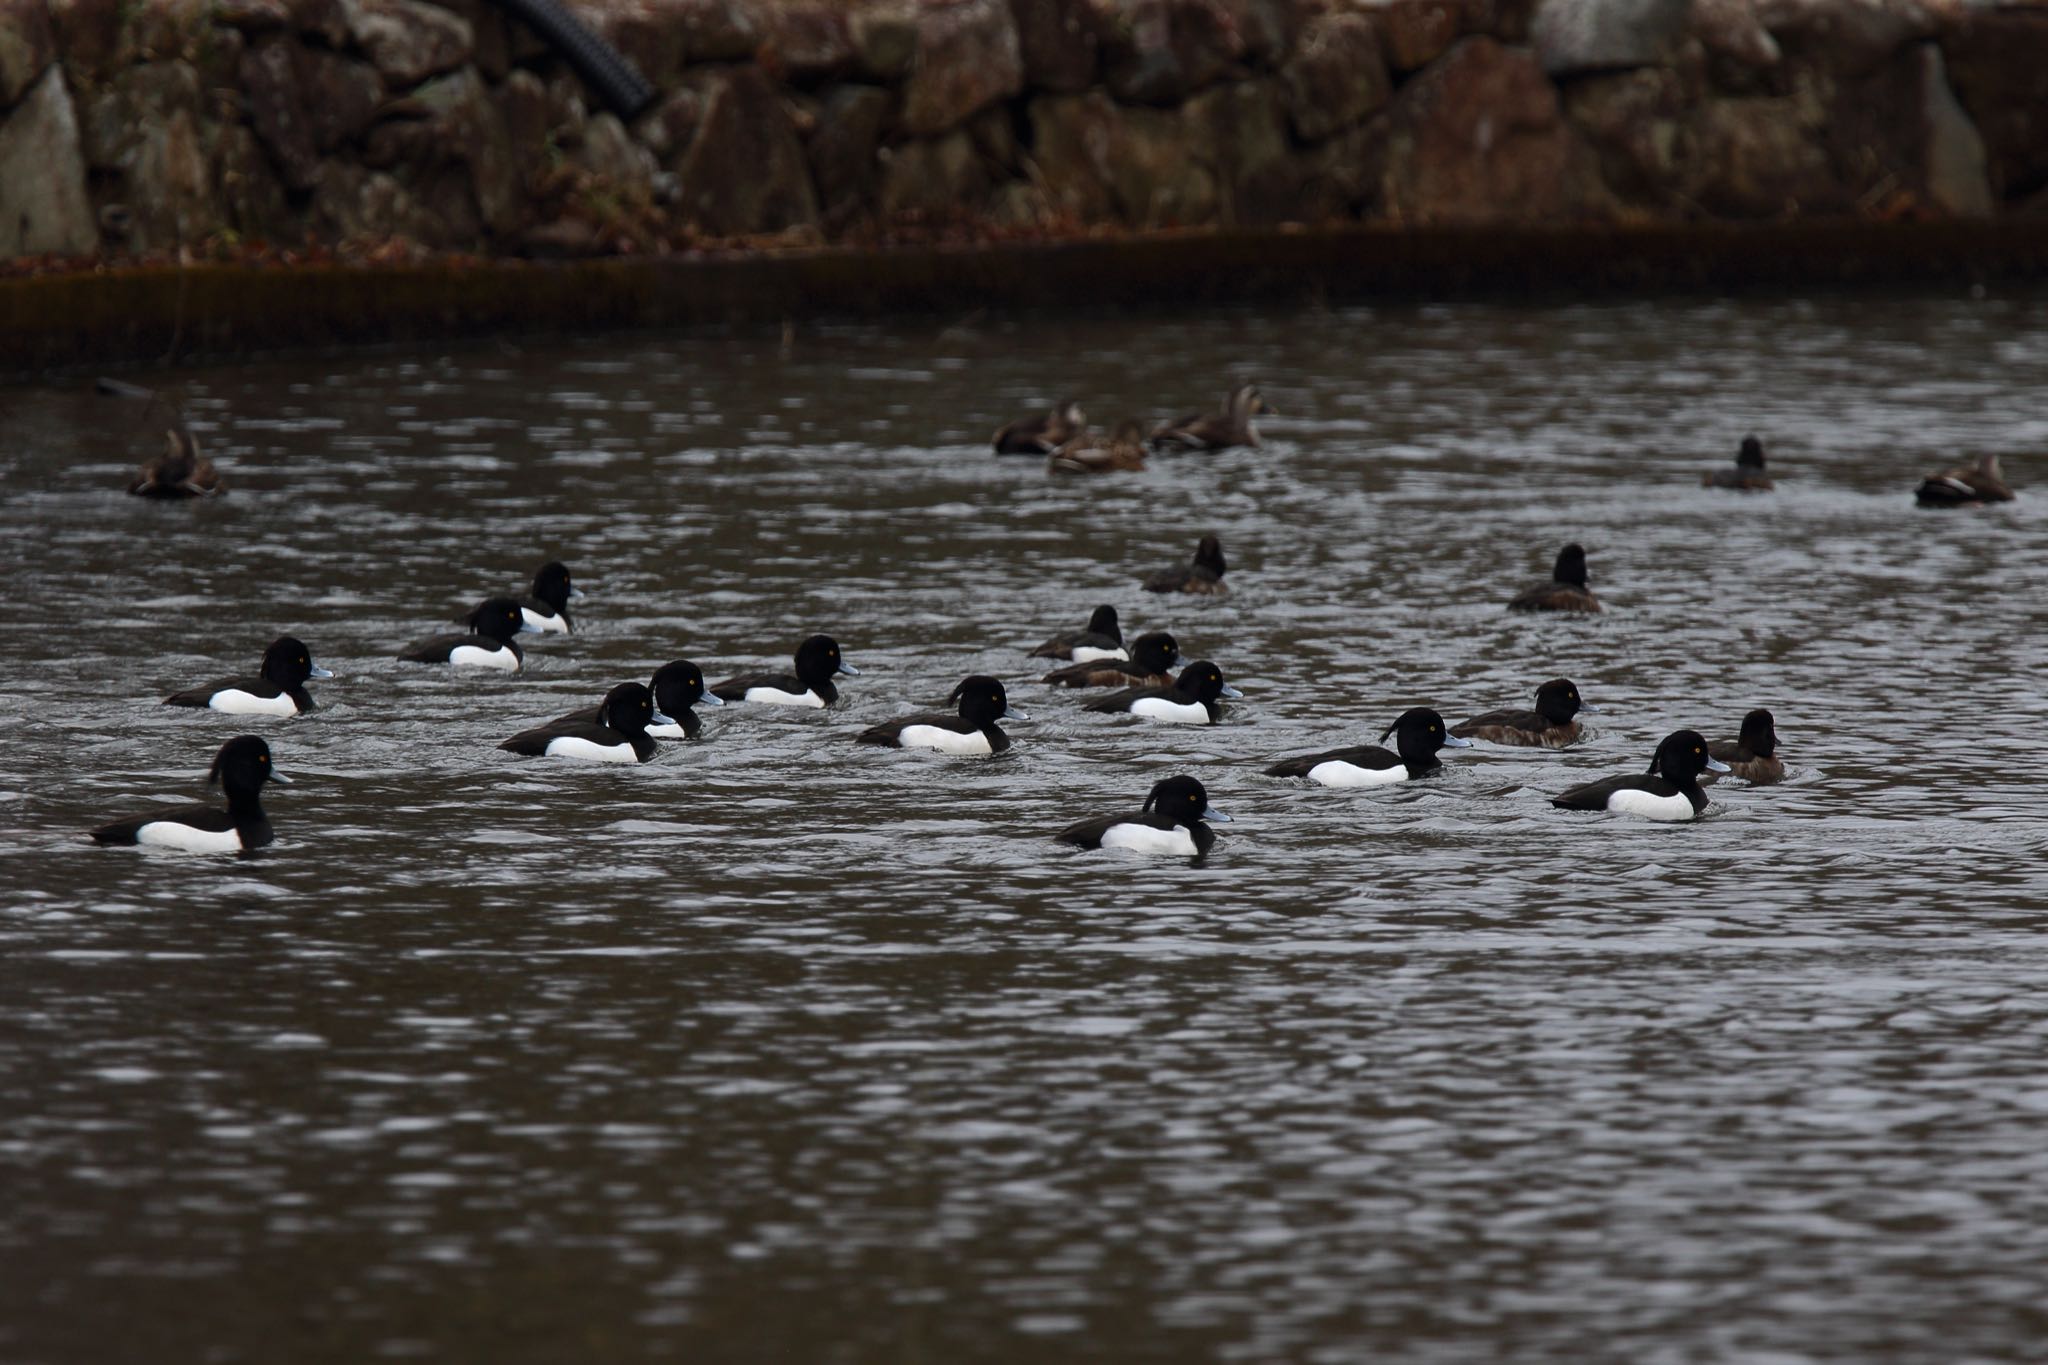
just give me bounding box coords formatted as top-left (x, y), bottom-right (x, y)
top-left (3, 294), bottom-right (2048, 1362)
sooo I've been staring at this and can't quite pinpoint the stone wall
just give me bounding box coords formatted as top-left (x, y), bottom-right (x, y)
top-left (2, 0), bottom-right (2045, 263)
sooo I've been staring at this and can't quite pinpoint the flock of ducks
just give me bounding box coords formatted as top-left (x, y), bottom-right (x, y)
top-left (91, 379), bottom-right (2015, 858)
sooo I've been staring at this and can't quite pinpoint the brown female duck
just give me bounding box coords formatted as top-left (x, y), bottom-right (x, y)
top-left (129, 427), bottom-right (224, 498)
top-left (1143, 535), bottom-right (1227, 596)
top-left (1704, 435), bottom-right (1774, 491)
top-left (1049, 421), bottom-right (1147, 474)
top-left (993, 399), bottom-right (1086, 455)
top-left (1915, 453), bottom-right (2014, 507)
top-left (1149, 384), bottom-right (1273, 451)
top-left (1507, 543), bottom-right (1599, 614)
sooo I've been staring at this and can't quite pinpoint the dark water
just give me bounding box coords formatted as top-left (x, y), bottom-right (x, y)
top-left (4, 295), bottom-right (2048, 1362)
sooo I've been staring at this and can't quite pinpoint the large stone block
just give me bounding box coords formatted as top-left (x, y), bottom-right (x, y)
top-left (902, 0), bottom-right (1022, 136)
top-left (668, 0), bottom-right (759, 62)
top-left (1101, 0), bottom-right (1243, 106)
top-left (1008, 0), bottom-right (1098, 93)
top-left (1281, 10), bottom-right (1389, 144)
top-left (878, 128), bottom-right (991, 216)
top-left (1, 0), bottom-right (58, 106)
top-left (1531, 0), bottom-right (1689, 77)
top-left (804, 82), bottom-right (892, 223)
top-left (669, 64), bottom-right (818, 236)
top-left (1028, 89), bottom-right (1121, 221)
top-left (0, 63), bottom-right (96, 253)
top-left (1363, 0), bottom-right (1474, 72)
top-left (239, 34), bottom-right (319, 189)
top-left (759, 3), bottom-right (853, 83)
top-left (1757, 0), bottom-right (1934, 78)
top-left (1819, 39), bottom-right (1989, 218)
top-left (1564, 64), bottom-right (1695, 207)
top-left (344, 0), bottom-right (472, 87)
top-left (1681, 94), bottom-right (1835, 215)
top-left (1940, 6), bottom-right (2048, 203)
top-left (1380, 35), bottom-right (1598, 222)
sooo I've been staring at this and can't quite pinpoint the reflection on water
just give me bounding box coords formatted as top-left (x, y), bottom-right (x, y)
top-left (4, 294), bottom-right (2048, 1361)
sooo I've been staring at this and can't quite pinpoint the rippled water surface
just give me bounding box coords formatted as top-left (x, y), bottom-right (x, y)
top-left (5, 294), bottom-right (2048, 1361)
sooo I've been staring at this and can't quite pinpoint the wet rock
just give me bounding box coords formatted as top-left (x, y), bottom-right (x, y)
top-left (427, 0), bottom-right (508, 80)
top-left (1188, 76), bottom-right (1297, 223)
top-left (129, 0), bottom-right (210, 62)
top-left (345, 0), bottom-right (472, 88)
top-left (1303, 116), bottom-right (1390, 219)
top-left (1, 0), bottom-right (59, 105)
top-left (1028, 90), bottom-right (1121, 221)
top-left (902, 0), bottom-right (1022, 136)
top-left (289, 0), bottom-right (350, 47)
top-left (1365, 0), bottom-right (1470, 72)
top-left (1220, 0), bottom-right (1298, 69)
top-left (1564, 64), bottom-right (1695, 206)
top-left (1007, 0), bottom-right (1098, 93)
top-left (586, 2), bottom-right (680, 88)
top-left (1102, 0), bottom-right (1243, 106)
top-left (297, 46), bottom-right (382, 151)
top-left (1758, 0), bottom-right (1933, 78)
top-left (1820, 40), bottom-right (1989, 218)
top-left (1380, 35), bottom-right (1598, 223)
top-left (1112, 102), bottom-right (1219, 224)
top-left (520, 215), bottom-right (603, 257)
top-left (849, 0), bottom-right (918, 80)
top-left (759, 4), bottom-right (853, 84)
top-left (0, 64), bottom-right (96, 254)
top-left (574, 111), bottom-right (653, 186)
top-left (804, 83), bottom-right (890, 223)
top-left (1940, 5), bottom-right (2048, 203)
top-left (878, 128), bottom-right (991, 216)
top-left (1280, 11), bottom-right (1389, 144)
top-left (315, 160), bottom-right (431, 239)
top-left (630, 83), bottom-right (701, 160)
top-left (670, 0), bottom-right (760, 62)
top-left (215, 121), bottom-right (295, 239)
top-left (408, 65), bottom-right (519, 233)
top-left (669, 65), bottom-right (818, 236)
top-left (1689, 0), bottom-right (1781, 70)
top-left (214, 0), bottom-right (289, 34)
top-left (48, 0), bottom-right (132, 90)
top-left (240, 36), bottom-right (318, 190)
top-left (1532, 0), bottom-right (1689, 76)
top-left (1682, 94), bottom-right (1834, 215)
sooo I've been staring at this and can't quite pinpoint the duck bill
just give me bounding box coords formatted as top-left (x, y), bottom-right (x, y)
top-left (1202, 806), bottom-right (1232, 823)
top-left (700, 692), bottom-right (726, 707)
top-left (1003, 706), bottom-right (1030, 721)
top-left (268, 769), bottom-right (293, 784)
top-left (650, 708), bottom-right (676, 728)
top-left (1704, 755), bottom-right (1731, 773)
top-left (837, 662), bottom-right (861, 676)
top-left (309, 665), bottom-right (336, 679)
top-left (1578, 703), bottom-right (1602, 714)
top-left (1441, 734), bottom-right (1474, 748)
top-left (517, 620), bottom-right (544, 635)
top-left (568, 586), bottom-right (587, 599)
top-left (1218, 683), bottom-right (1244, 699)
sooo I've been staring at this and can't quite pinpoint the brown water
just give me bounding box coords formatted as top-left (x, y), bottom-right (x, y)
top-left (4, 295), bottom-right (2048, 1362)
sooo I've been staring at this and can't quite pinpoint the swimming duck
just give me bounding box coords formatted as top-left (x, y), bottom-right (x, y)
top-left (1149, 384), bottom-right (1273, 451)
top-left (857, 676), bottom-right (1025, 755)
top-left (545, 660), bottom-right (723, 740)
top-left (397, 597), bottom-right (539, 670)
top-left (515, 561), bottom-right (584, 634)
top-left (1143, 535), bottom-right (1227, 596)
top-left (1451, 679), bottom-right (1596, 749)
top-left (993, 399), bottom-right (1086, 455)
top-left (163, 636), bottom-right (334, 716)
top-left (1915, 453), bottom-right (2015, 507)
top-left (1551, 730), bottom-right (1728, 821)
top-left (1049, 420), bottom-right (1148, 474)
top-left (1054, 774), bottom-right (1231, 858)
top-left (709, 634), bottom-right (859, 707)
top-left (128, 426), bottom-right (224, 498)
top-left (501, 681), bottom-right (670, 764)
top-left (1704, 435), bottom-right (1774, 491)
top-left (1084, 660), bottom-right (1241, 725)
top-left (1700, 708), bottom-right (1783, 785)
top-left (90, 735), bottom-right (288, 853)
top-left (1029, 605), bottom-right (1128, 662)
top-left (1264, 707), bottom-right (1471, 786)
top-left (1041, 630), bottom-right (1179, 688)
top-left (1508, 543), bottom-right (1600, 614)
